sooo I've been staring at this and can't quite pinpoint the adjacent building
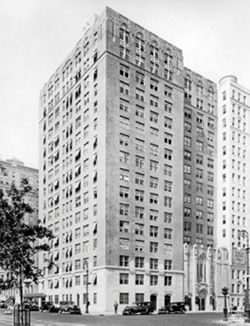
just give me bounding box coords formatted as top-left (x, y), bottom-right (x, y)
top-left (183, 68), bottom-right (217, 247)
top-left (217, 75), bottom-right (250, 309)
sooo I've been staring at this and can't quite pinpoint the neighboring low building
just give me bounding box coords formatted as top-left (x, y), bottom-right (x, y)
top-left (183, 244), bottom-right (230, 312)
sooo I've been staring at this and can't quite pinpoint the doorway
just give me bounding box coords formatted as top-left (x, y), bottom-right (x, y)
top-left (150, 294), bottom-right (157, 311)
top-left (164, 295), bottom-right (171, 307)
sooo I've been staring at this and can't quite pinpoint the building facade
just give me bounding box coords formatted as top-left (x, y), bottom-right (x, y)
top-left (183, 68), bottom-right (217, 247)
top-left (39, 7), bottom-right (185, 314)
top-left (217, 75), bottom-right (250, 309)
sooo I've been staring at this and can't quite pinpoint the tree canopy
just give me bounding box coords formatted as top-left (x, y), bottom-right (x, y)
top-left (0, 178), bottom-right (53, 287)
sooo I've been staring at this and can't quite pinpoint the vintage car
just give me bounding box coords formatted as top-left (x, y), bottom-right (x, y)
top-left (123, 302), bottom-right (154, 315)
top-left (158, 302), bottom-right (186, 314)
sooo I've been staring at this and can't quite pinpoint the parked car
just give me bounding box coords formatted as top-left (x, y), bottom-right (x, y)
top-left (48, 304), bottom-right (60, 313)
top-left (24, 302), bottom-right (39, 311)
top-left (68, 305), bottom-right (81, 314)
top-left (158, 302), bottom-right (186, 314)
top-left (58, 301), bottom-right (75, 314)
top-left (40, 302), bottom-right (53, 311)
top-left (123, 302), bottom-right (154, 315)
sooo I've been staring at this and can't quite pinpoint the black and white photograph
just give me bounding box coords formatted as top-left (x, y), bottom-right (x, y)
top-left (1, 0), bottom-right (250, 325)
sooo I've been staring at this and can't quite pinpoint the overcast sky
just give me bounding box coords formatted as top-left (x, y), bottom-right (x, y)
top-left (0, 0), bottom-right (250, 168)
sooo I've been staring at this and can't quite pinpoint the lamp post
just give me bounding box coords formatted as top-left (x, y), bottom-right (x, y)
top-left (222, 287), bottom-right (229, 321)
top-left (240, 230), bottom-right (250, 323)
top-left (84, 261), bottom-right (90, 314)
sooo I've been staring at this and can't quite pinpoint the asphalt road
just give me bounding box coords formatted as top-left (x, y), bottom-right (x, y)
top-left (0, 310), bottom-right (228, 326)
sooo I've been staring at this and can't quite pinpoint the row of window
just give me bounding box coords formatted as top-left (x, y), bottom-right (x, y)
top-left (119, 272), bottom-right (172, 286)
top-left (184, 222), bottom-right (214, 235)
top-left (184, 208), bottom-right (214, 221)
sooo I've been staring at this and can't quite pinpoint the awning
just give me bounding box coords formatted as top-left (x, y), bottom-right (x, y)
top-left (24, 293), bottom-right (46, 298)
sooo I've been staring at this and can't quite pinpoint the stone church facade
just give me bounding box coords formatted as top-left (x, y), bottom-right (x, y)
top-left (184, 244), bottom-right (230, 312)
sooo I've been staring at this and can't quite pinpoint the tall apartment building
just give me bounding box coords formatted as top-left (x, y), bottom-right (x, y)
top-left (217, 75), bottom-right (250, 309)
top-left (0, 158), bottom-right (39, 298)
top-left (183, 69), bottom-right (217, 247)
top-left (39, 7), bottom-right (185, 313)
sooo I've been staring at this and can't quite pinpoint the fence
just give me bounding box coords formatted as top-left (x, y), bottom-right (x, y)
top-left (13, 305), bottom-right (30, 326)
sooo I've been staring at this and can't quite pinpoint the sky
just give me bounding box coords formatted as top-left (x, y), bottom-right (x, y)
top-left (0, 0), bottom-right (250, 169)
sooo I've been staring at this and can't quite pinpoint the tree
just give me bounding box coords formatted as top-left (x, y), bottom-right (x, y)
top-left (0, 178), bottom-right (53, 307)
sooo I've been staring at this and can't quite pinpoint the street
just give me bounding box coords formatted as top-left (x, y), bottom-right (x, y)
top-left (0, 310), bottom-right (226, 326)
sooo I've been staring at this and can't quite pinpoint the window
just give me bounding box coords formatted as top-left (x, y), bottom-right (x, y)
top-left (164, 260), bottom-right (172, 270)
top-left (135, 206), bottom-right (144, 219)
top-left (135, 240), bottom-right (144, 252)
top-left (119, 293), bottom-right (129, 305)
top-left (135, 189), bottom-right (144, 202)
top-left (164, 165), bottom-right (172, 177)
top-left (120, 134), bottom-right (129, 147)
top-left (120, 81), bottom-right (129, 95)
top-left (196, 224), bottom-right (203, 234)
top-left (136, 88), bottom-right (144, 101)
top-left (184, 207), bottom-right (191, 218)
top-left (120, 238), bottom-right (129, 250)
top-left (120, 116), bottom-right (130, 129)
top-left (150, 210), bottom-right (158, 221)
top-left (196, 141), bottom-right (203, 152)
top-left (135, 173), bottom-right (144, 186)
top-left (120, 99), bottom-right (130, 113)
top-left (164, 212), bottom-right (172, 223)
top-left (164, 228), bottom-right (172, 239)
top-left (135, 156), bottom-right (144, 168)
top-left (119, 255), bottom-right (129, 267)
top-left (135, 121), bottom-right (144, 134)
top-left (184, 137), bottom-right (191, 147)
top-left (135, 274), bottom-right (144, 285)
top-left (184, 165), bottom-right (191, 175)
top-left (120, 203), bottom-right (129, 216)
top-left (120, 151), bottom-right (129, 164)
top-left (150, 275), bottom-right (158, 286)
top-left (150, 225), bottom-right (158, 237)
top-left (150, 193), bottom-right (158, 204)
top-left (150, 111), bottom-right (159, 123)
top-left (184, 221), bottom-right (191, 231)
top-left (150, 143), bottom-right (159, 157)
top-left (150, 79), bottom-right (159, 91)
top-left (135, 223), bottom-right (144, 236)
top-left (135, 105), bottom-right (144, 118)
top-left (164, 181), bottom-right (172, 192)
top-left (135, 138), bottom-right (144, 152)
top-left (184, 150), bottom-right (191, 161)
top-left (120, 273), bottom-right (129, 284)
top-left (150, 160), bottom-right (158, 173)
top-left (164, 196), bottom-right (172, 208)
top-left (120, 169), bottom-right (129, 182)
top-left (135, 256), bottom-right (144, 268)
top-left (120, 186), bottom-right (129, 199)
top-left (136, 72), bottom-right (144, 85)
top-left (150, 258), bottom-right (158, 270)
top-left (120, 221), bottom-right (129, 233)
top-left (164, 117), bottom-right (172, 129)
top-left (164, 149), bottom-right (172, 161)
top-left (120, 65), bottom-right (129, 78)
top-left (164, 276), bottom-right (172, 286)
top-left (165, 133), bottom-right (173, 145)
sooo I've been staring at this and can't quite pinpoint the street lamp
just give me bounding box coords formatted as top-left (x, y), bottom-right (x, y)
top-left (84, 260), bottom-right (90, 314)
top-left (240, 230), bottom-right (250, 323)
top-left (222, 287), bottom-right (229, 321)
